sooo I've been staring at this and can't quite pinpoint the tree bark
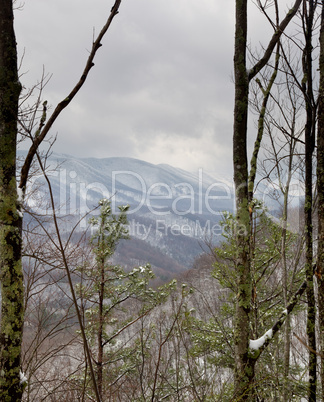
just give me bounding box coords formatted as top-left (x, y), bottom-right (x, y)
top-left (281, 144), bottom-right (294, 400)
top-left (317, 3), bottom-right (324, 399)
top-left (302, 1), bottom-right (317, 400)
top-left (0, 1), bottom-right (24, 400)
top-left (97, 253), bottom-right (105, 399)
top-left (232, 0), bottom-right (302, 399)
top-left (233, 2), bottom-right (252, 398)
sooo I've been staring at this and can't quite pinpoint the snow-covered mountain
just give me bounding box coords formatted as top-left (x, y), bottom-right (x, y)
top-left (21, 152), bottom-right (235, 280)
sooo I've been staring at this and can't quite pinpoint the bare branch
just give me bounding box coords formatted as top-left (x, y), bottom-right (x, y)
top-left (20, 1), bottom-right (122, 192)
top-left (248, 0), bottom-right (303, 81)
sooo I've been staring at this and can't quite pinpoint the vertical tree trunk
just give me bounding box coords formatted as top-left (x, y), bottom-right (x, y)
top-left (97, 260), bottom-right (105, 399)
top-left (302, 1), bottom-right (317, 399)
top-left (282, 159), bottom-right (293, 400)
top-left (0, 1), bottom-right (24, 400)
top-left (232, 1), bottom-right (302, 398)
top-left (317, 3), bottom-right (324, 399)
top-left (233, 1), bottom-right (253, 398)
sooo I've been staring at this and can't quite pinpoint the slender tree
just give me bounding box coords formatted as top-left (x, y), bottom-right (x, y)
top-left (317, 2), bottom-right (324, 397)
top-left (301, 1), bottom-right (318, 399)
top-left (232, 0), bottom-right (302, 398)
top-left (85, 200), bottom-right (130, 398)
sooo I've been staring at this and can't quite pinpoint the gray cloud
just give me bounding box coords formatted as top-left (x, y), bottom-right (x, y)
top-left (15, 0), bottom-right (293, 178)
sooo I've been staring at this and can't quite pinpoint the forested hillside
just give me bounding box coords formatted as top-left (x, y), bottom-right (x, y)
top-left (0, 0), bottom-right (323, 401)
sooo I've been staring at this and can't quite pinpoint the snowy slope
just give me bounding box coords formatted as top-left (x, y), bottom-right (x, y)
top-left (41, 153), bottom-right (234, 211)
top-left (21, 152), bottom-right (235, 276)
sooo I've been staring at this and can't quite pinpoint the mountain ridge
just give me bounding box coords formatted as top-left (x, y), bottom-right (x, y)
top-left (20, 151), bottom-right (235, 280)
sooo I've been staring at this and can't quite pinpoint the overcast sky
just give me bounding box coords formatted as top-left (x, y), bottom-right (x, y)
top-left (15, 0), bottom-right (292, 177)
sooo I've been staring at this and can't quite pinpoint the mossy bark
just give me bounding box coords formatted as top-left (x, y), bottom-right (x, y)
top-left (0, 1), bottom-right (24, 400)
top-left (232, 1), bottom-right (302, 399)
top-left (233, 1), bottom-right (253, 399)
top-left (317, 3), bottom-right (324, 399)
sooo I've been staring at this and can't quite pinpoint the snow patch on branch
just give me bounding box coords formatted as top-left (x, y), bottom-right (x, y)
top-left (249, 328), bottom-right (273, 351)
top-left (17, 187), bottom-right (24, 203)
top-left (19, 370), bottom-right (27, 385)
top-left (17, 186), bottom-right (24, 217)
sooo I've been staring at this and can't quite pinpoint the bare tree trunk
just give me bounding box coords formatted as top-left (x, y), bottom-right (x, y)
top-left (282, 162), bottom-right (292, 400)
top-left (232, 0), bottom-right (302, 398)
top-left (302, 1), bottom-right (317, 399)
top-left (233, 1), bottom-right (253, 399)
top-left (97, 256), bottom-right (105, 399)
top-left (0, 1), bottom-right (24, 400)
top-left (317, 3), bottom-right (324, 399)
